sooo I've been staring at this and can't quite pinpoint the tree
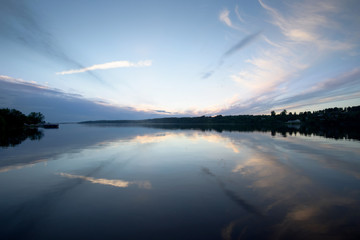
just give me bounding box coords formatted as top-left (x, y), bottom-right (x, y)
top-left (27, 112), bottom-right (45, 124)
top-left (0, 108), bottom-right (27, 128)
top-left (271, 111), bottom-right (276, 117)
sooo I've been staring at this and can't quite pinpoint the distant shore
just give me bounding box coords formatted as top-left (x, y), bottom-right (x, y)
top-left (80, 105), bottom-right (360, 128)
top-left (78, 106), bottom-right (360, 141)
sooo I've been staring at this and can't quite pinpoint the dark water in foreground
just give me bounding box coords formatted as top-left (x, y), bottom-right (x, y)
top-left (1, 124), bottom-right (360, 240)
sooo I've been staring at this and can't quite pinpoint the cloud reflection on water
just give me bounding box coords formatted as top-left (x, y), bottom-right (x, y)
top-left (58, 172), bottom-right (152, 189)
top-left (133, 131), bottom-right (242, 154)
top-left (213, 133), bottom-right (360, 239)
top-left (0, 159), bottom-right (48, 173)
top-left (202, 167), bottom-right (263, 217)
top-left (1, 125), bottom-right (360, 239)
top-left (127, 129), bottom-right (360, 239)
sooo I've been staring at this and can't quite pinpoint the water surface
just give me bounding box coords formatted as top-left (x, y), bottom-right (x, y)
top-left (1, 124), bottom-right (360, 239)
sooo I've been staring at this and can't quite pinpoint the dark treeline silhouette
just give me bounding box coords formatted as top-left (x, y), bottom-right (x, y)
top-left (81, 105), bottom-right (360, 127)
top-left (270, 106), bottom-right (360, 127)
top-left (0, 108), bottom-right (45, 147)
top-left (81, 105), bottom-right (360, 141)
top-left (0, 108), bottom-right (45, 130)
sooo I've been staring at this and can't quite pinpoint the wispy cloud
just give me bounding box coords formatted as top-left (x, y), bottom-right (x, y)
top-left (199, 5), bottom-right (261, 80)
top-left (0, 0), bottom-right (104, 83)
top-left (56, 60), bottom-right (152, 75)
top-left (201, 70), bottom-right (215, 79)
top-left (258, 0), bottom-right (355, 51)
top-left (216, 0), bottom-right (360, 114)
top-left (219, 7), bottom-right (247, 32)
top-left (220, 67), bottom-right (360, 115)
top-left (219, 9), bottom-right (233, 28)
top-left (235, 5), bottom-right (245, 23)
top-left (276, 68), bottom-right (360, 108)
top-left (202, 32), bottom-right (260, 79)
top-left (223, 32), bottom-right (261, 57)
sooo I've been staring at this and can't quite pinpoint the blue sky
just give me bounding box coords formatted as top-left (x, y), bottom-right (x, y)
top-left (1, 0), bottom-right (359, 121)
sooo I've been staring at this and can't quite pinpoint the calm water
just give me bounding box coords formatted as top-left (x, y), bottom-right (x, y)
top-left (1, 124), bottom-right (360, 240)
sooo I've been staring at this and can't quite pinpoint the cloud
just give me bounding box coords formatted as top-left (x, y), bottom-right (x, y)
top-left (220, 67), bottom-right (360, 115)
top-left (258, 0), bottom-right (355, 51)
top-left (154, 109), bottom-right (173, 114)
top-left (201, 70), bottom-right (214, 79)
top-left (201, 32), bottom-right (260, 79)
top-left (222, 32), bottom-right (261, 57)
top-left (0, 0), bottom-right (104, 83)
top-left (0, 75), bottom-right (174, 122)
top-left (219, 7), bottom-right (247, 32)
top-left (235, 5), bottom-right (245, 23)
top-left (214, 0), bottom-right (360, 115)
top-left (56, 60), bottom-right (152, 75)
top-left (219, 9), bottom-right (233, 28)
top-left (275, 68), bottom-right (360, 108)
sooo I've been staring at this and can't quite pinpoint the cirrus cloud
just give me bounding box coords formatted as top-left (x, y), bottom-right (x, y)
top-left (56, 60), bottom-right (152, 75)
top-left (219, 9), bottom-right (233, 28)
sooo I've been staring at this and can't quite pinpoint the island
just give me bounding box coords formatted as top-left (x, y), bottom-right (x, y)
top-left (0, 108), bottom-right (55, 147)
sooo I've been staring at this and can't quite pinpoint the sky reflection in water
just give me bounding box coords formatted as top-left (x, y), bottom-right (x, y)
top-left (0, 124), bottom-right (360, 239)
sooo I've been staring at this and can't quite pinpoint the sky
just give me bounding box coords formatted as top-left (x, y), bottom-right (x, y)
top-left (1, 0), bottom-right (360, 122)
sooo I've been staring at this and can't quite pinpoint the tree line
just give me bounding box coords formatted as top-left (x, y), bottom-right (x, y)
top-left (82, 105), bottom-right (360, 128)
top-left (270, 106), bottom-right (360, 127)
